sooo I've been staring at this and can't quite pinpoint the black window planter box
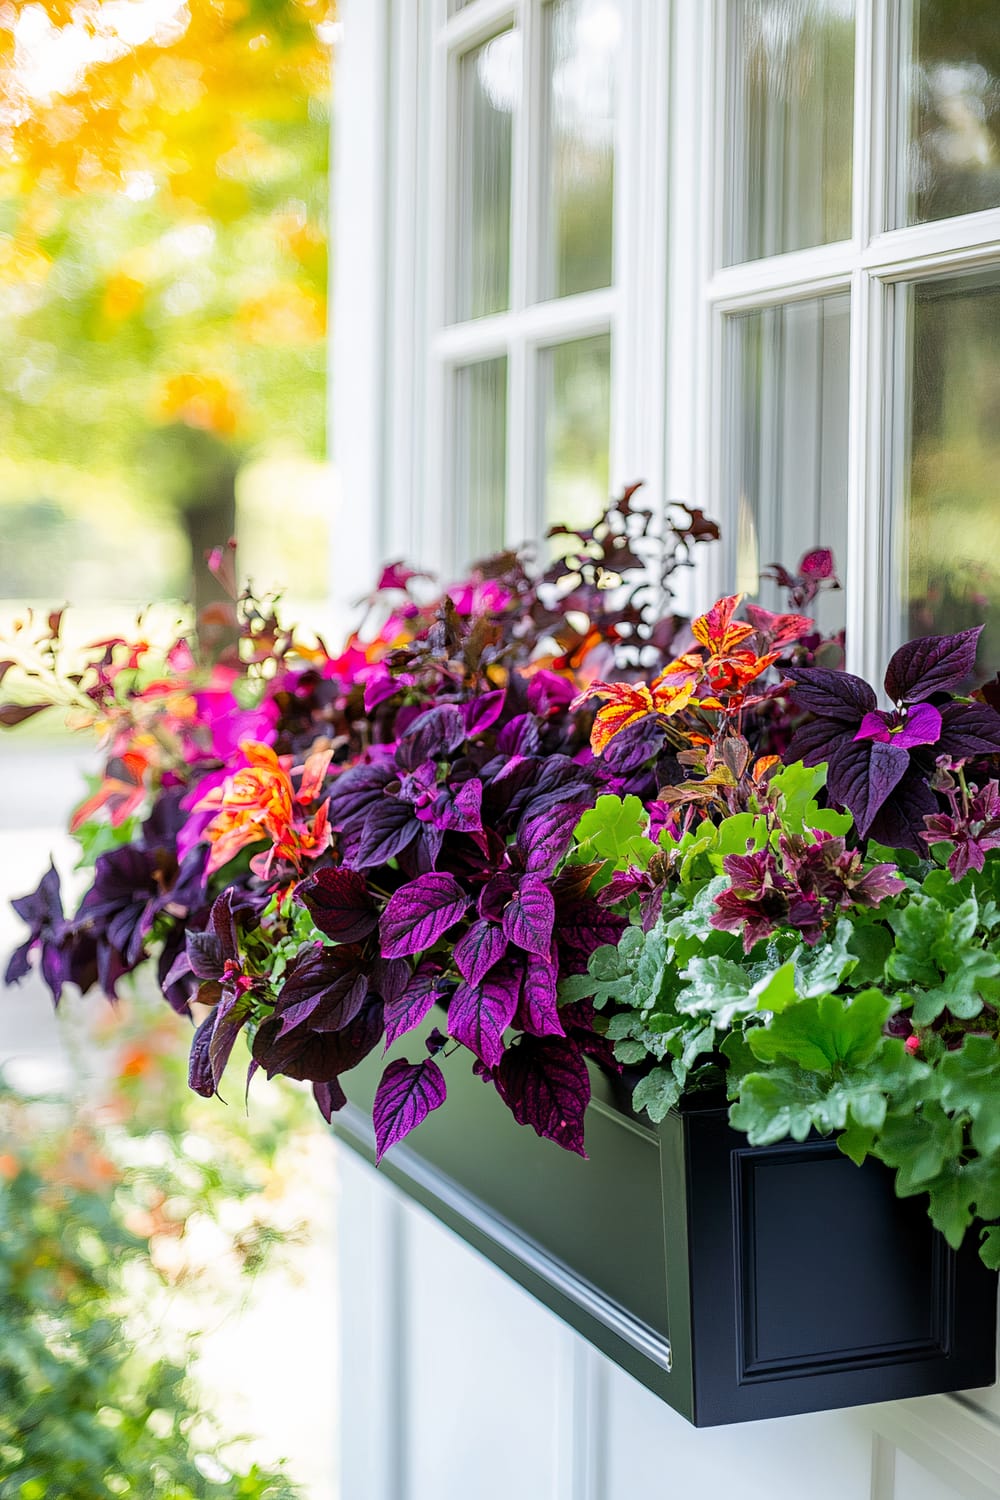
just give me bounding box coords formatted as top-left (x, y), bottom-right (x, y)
top-left (334, 1023), bottom-right (998, 1427)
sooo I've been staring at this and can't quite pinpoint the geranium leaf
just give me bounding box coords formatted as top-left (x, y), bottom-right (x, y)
top-left (884, 626), bottom-right (981, 704)
top-left (379, 872), bottom-right (468, 958)
top-left (495, 1035), bottom-right (590, 1155)
top-left (372, 1057), bottom-right (447, 1161)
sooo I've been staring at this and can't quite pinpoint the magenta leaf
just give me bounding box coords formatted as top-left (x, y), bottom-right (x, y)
top-left (498, 714), bottom-right (542, 757)
top-left (786, 666), bottom-right (876, 722)
top-left (453, 918), bottom-right (508, 986)
top-left (379, 872), bottom-right (469, 959)
top-left (463, 690), bottom-right (506, 734)
top-left (447, 969), bottom-right (520, 1068)
top-left (826, 737), bottom-right (910, 836)
top-left (383, 964), bottom-right (445, 1048)
top-left (373, 1057), bottom-right (447, 1162)
top-left (432, 778), bottom-right (483, 833)
top-left (502, 874), bottom-right (555, 956)
top-left (495, 1036), bottom-right (590, 1156)
top-left (799, 547), bottom-right (835, 580)
top-left (296, 866), bottom-right (378, 942)
top-left (884, 626), bottom-right (981, 704)
top-left (518, 953), bottom-right (565, 1038)
top-left (854, 702), bottom-right (942, 750)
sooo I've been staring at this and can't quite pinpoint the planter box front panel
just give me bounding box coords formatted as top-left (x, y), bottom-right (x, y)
top-left (334, 1021), bottom-right (997, 1426)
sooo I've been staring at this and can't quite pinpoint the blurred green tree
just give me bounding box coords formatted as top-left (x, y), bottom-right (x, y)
top-left (0, 0), bottom-right (333, 609)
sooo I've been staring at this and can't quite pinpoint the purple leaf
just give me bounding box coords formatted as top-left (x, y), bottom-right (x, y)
top-left (355, 798), bottom-right (420, 868)
top-left (448, 968), bottom-right (520, 1068)
top-left (497, 714), bottom-right (542, 757)
top-left (188, 1014), bottom-right (216, 1098)
top-left (397, 705), bottom-right (467, 769)
top-left (518, 953), bottom-right (565, 1038)
top-left (495, 1036), bottom-right (590, 1156)
top-left (799, 547), bottom-right (835, 580)
top-left (373, 1057), bottom-right (447, 1161)
top-left (478, 872), bottom-right (518, 921)
top-left (884, 626), bottom-right (982, 704)
top-left (383, 964), bottom-right (445, 1048)
top-left (379, 872), bottom-right (469, 959)
top-left (369, 957), bottom-right (411, 1005)
top-left (185, 929), bottom-right (225, 981)
top-left (502, 874), bottom-right (555, 957)
top-left (463, 690), bottom-right (506, 734)
top-left (432, 778), bottom-right (483, 833)
top-left (867, 772), bottom-right (940, 853)
top-left (327, 762), bottom-right (394, 826)
top-left (826, 737), bottom-right (910, 836)
top-left (517, 802), bottom-right (588, 875)
top-left (313, 1078), bottom-right (348, 1121)
top-left (295, 867), bottom-right (378, 942)
top-left (937, 702), bottom-right (1000, 761)
top-left (252, 997), bottom-right (384, 1081)
top-left (453, 918), bottom-right (508, 986)
top-left (786, 666), bottom-right (876, 723)
top-left (210, 989), bottom-right (254, 1087)
top-left (786, 716), bottom-right (852, 767)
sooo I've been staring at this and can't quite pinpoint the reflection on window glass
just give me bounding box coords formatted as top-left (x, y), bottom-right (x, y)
top-left (454, 357), bottom-right (507, 565)
top-left (457, 31), bottom-right (519, 321)
top-left (725, 293), bottom-right (849, 634)
top-left (907, 0), bottom-right (1000, 224)
top-left (902, 272), bottom-right (1000, 677)
top-left (726, 0), bottom-right (855, 265)
top-left (542, 333), bottom-right (611, 534)
top-left (543, 0), bottom-right (619, 299)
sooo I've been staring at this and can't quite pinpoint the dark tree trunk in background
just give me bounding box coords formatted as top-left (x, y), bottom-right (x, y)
top-left (183, 471), bottom-right (237, 620)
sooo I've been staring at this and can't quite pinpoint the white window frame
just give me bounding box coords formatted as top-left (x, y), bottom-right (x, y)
top-left (333, 0), bottom-right (1000, 672)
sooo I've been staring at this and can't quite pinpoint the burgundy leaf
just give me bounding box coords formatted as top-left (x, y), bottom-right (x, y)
top-left (826, 737), bottom-right (910, 836)
top-left (937, 702), bottom-right (1000, 761)
top-left (275, 946), bottom-right (370, 1036)
top-left (447, 968), bottom-right (520, 1068)
top-left (210, 989), bottom-right (254, 1088)
top-left (453, 918), bottom-right (508, 986)
top-left (355, 799), bottom-right (420, 868)
top-left (786, 666), bottom-right (875, 723)
top-left (383, 964), bottom-right (446, 1048)
top-left (326, 762), bottom-right (394, 826)
top-left (0, 702), bottom-right (51, 727)
top-left (188, 1014), bottom-right (216, 1097)
top-left (296, 867), bottom-right (378, 943)
top-left (786, 716), bottom-right (851, 767)
top-left (252, 997), bottom-right (384, 1081)
top-left (495, 1036), bottom-right (590, 1156)
top-left (369, 957), bottom-right (412, 1005)
top-left (867, 772), bottom-right (940, 853)
top-left (799, 547), bottom-right (835, 580)
top-left (313, 1078), bottom-right (348, 1122)
top-left (502, 874), bottom-right (555, 956)
top-left (372, 1057), bottom-right (447, 1161)
top-left (185, 928), bottom-right (225, 981)
top-left (208, 889), bottom-right (242, 964)
top-left (518, 953), bottom-right (565, 1038)
top-left (884, 626), bottom-right (982, 704)
top-left (379, 872), bottom-right (468, 958)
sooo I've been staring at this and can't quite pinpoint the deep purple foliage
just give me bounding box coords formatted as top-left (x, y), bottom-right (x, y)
top-left (787, 627), bottom-right (1000, 848)
top-left (494, 1035), bottom-right (591, 1157)
top-left (372, 1057), bottom-right (447, 1161)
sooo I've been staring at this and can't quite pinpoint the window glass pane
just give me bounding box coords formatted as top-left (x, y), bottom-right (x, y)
top-left (725, 293), bottom-right (849, 635)
top-left (542, 333), bottom-right (611, 533)
top-left (454, 357), bottom-right (507, 563)
top-left (456, 31), bottom-right (519, 321)
top-left (901, 272), bottom-right (1000, 678)
top-left (725, 0), bottom-right (855, 266)
top-left (906, 0), bottom-right (1000, 224)
top-left (542, 0), bottom-right (619, 299)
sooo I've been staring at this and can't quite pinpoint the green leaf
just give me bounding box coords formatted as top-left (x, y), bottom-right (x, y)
top-left (731, 1065), bottom-right (891, 1146)
top-left (792, 920), bottom-right (857, 997)
top-left (938, 1036), bottom-right (1000, 1157)
top-left (846, 920), bottom-right (893, 987)
top-left (979, 1224), bottom-right (1000, 1270)
top-left (747, 988), bottom-right (891, 1073)
top-left (675, 956), bottom-right (755, 1027)
top-left (632, 1065), bottom-right (683, 1123)
top-left (751, 961), bottom-right (797, 1014)
top-left (572, 795), bottom-right (650, 867)
top-left (924, 1166), bottom-right (977, 1249)
top-left (712, 813), bottom-right (768, 859)
top-left (838, 1117), bottom-right (877, 1165)
top-left (876, 1102), bottom-right (966, 1194)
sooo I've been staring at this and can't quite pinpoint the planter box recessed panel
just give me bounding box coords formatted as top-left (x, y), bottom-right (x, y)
top-left (335, 1020), bottom-right (998, 1426)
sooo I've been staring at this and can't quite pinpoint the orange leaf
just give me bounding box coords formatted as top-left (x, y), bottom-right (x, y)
top-left (691, 595), bottom-right (754, 655)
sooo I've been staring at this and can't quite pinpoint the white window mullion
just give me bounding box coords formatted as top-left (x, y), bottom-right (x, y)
top-left (505, 334), bottom-right (534, 545)
top-left (422, 8), bottom-right (453, 570)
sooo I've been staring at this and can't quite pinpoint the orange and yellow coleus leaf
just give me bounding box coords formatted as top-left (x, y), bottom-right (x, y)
top-left (690, 594), bottom-right (755, 656)
top-left (573, 679), bottom-right (695, 756)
